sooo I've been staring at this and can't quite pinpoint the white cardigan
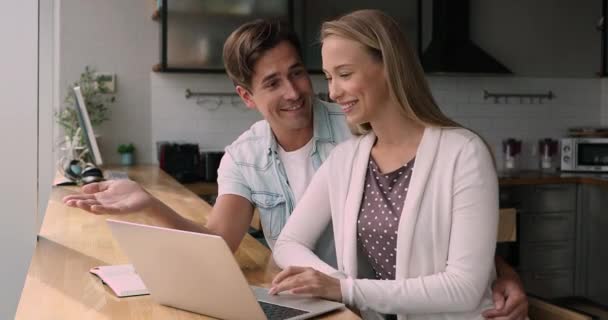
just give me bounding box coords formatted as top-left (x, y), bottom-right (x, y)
top-left (273, 127), bottom-right (499, 320)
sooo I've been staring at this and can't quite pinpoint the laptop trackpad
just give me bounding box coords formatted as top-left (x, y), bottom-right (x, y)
top-left (251, 286), bottom-right (344, 313)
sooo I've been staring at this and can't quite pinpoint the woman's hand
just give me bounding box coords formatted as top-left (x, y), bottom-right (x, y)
top-left (269, 266), bottom-right (342, 302)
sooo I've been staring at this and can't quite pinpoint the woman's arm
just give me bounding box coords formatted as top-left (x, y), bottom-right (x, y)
top-left (342, 135), bottom-right (499, 314)
top-left (273, 161), bottom-right (340, 276)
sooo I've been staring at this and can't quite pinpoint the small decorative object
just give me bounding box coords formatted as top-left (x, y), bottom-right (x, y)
top-left (538, 138), bottom-right (559, 171)
top-left (117, 143), bottom-right (135, 166)
top-left (58, 159), bottom-right (103, 186)
top-left (502, 138), bottom-right (522, 171)
top-left (59, 127), bottom-right (88, 163)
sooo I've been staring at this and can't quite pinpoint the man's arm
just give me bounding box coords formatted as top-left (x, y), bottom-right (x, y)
top-left (65, 179), bottom-right (255, 252)
top-left (139, 193), bottom-right (254, 252)
top-left (495, 256), bottom-right (520, 279)
top-left (155, 148), bottom-right (255, 252)
top-left (204, 194), bottom-right (254, 252)
top-left (483, 255), bottom-right (528, 319)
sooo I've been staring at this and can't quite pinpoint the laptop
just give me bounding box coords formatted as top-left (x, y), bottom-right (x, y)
top-left (106, 219), bottom-right (345, 320)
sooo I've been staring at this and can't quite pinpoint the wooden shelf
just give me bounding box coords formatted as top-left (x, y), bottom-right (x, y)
top-left (152, 63), bottom-right (162, 72)
top-left (152, 8), bottom-right (160, 21)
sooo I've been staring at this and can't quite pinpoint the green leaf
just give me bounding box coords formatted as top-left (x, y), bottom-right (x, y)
top-left (56, 65), bottom-right (116, 136)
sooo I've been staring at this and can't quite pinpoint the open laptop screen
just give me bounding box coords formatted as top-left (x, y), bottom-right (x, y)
top-left (73, 86), bottom-right (103, 166)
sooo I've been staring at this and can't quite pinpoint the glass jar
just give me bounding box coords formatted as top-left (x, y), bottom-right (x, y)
top-left (538, 138), bottom-right (558, 172)
top-left (502, 138), bottom-right (522, 171)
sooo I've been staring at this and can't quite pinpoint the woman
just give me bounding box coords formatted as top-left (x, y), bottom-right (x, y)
top-left (270, 9), bottom-right (499, 320)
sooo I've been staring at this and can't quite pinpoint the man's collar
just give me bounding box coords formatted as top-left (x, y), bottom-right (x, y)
top-left (312, 98), bottom-right (335, 143)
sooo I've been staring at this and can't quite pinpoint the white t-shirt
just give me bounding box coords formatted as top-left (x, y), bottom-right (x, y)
top-left (278, 138), bottom-right (315, 203)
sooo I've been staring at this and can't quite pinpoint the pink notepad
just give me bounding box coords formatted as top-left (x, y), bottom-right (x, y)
top-left (90, 264), bottom-right (150, 297)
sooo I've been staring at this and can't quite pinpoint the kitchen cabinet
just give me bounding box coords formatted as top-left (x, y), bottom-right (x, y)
top-left (155, 0), bottom-right (291, 72)
top-left (577, 184), bottom-right (608, 306)
top-left (152, 0), bottom-right (605, 76)
top-left (500, 184), bottom-right (578, 299)
top-left (153, 0), bottom-right (418, 73)
top-left (501, 181), bottom-right (608, 303)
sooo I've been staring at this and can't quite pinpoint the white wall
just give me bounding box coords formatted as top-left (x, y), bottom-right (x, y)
top-left (38, 0), bottom-right (56, 230)
top-left (150, 73), bottom-right (262, 154)
top-left (0, 2), bottom-right (39, 318)
top-left (470, 0), bottom-right (601, 78)
top-left (59, 0), bottom-right (157, 164)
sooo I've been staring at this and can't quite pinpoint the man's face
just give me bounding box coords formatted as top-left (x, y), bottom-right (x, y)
top-left (237, 41), bottom-right (314, 135)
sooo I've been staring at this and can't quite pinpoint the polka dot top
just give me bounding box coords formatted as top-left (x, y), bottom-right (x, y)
top-left (357, 156), bottom-right (415, 280)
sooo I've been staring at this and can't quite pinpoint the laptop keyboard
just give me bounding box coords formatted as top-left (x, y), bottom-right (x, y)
top-left (259, 301), bottom-right (308, 320)
top-left (104, 170), bottom-right (130, 180)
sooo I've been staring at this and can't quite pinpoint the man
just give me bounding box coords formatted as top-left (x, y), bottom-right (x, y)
top-left (64, 19), bottom-right (527, 319)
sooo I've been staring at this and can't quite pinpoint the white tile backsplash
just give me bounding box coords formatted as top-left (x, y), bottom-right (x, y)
top-left (150, 73), bottom-right (262, 156)
top-left (429, 77), bottom-right (601, 170)
top-left (151, 73), bottom-right (602, 169)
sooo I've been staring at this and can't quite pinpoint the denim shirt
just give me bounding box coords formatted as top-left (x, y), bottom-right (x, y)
top-left (217, 99), bottom-right (350, 267)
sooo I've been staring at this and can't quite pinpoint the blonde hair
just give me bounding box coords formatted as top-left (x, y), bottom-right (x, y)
top-left (320, 9), bottom-right (461, 135)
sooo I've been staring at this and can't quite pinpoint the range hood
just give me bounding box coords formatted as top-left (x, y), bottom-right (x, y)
top-left (421, 0), bottom-right (512, 74)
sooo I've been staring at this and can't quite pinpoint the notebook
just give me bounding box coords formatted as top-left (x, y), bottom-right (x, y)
top-left (90, 264), bottom-right (149, 297)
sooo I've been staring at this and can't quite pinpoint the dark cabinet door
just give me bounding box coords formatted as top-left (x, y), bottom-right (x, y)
top-left (520, 269), bottom-right (574, 299)
top-left (159, 0), bottom-right (290, 72)
top-left (579, 184), bottom-right (608, 306)
top-left (500, 184), bottom-right (578, 299)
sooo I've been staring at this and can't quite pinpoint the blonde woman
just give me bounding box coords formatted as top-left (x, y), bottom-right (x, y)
top-left (270, 9), bottom-right (507, 320)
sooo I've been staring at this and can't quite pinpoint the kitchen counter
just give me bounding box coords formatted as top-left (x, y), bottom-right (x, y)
top-left (499, 170), bottom-right (608, 187)
top-left (16, 166), bottom-right (358, 320)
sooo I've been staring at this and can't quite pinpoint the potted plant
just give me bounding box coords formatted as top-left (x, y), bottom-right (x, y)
top-left (55, 66), bottom-right (116, 162)
top-left (117, 143), bottom-right (135, 166)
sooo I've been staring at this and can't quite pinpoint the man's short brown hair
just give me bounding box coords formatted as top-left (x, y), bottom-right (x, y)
top-left (223, 19), bottom-right (302, 90)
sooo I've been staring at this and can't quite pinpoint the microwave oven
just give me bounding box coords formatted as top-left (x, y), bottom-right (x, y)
top-left (561, 138), bottom-right (608, 172)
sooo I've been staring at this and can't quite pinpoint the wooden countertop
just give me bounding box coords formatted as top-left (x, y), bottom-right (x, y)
top-left (15, 165), bottom-right (358, 320)
top-left (499, 170), bottom-right (608, 187)
top-left (183, 181), bottom-right (218, 196)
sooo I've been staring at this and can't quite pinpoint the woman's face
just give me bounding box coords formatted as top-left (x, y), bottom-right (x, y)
top-left (322, 35), bottom-right (391, 125)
